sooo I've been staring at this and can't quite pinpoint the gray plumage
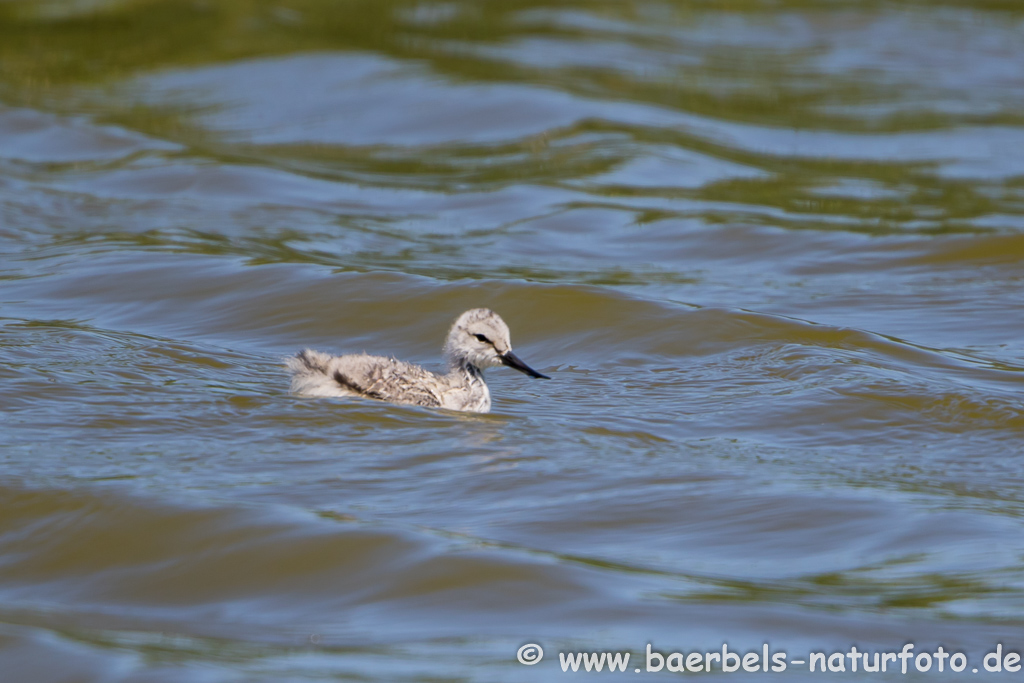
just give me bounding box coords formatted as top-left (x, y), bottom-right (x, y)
top-left (286, 308), bottom-right (549, 413)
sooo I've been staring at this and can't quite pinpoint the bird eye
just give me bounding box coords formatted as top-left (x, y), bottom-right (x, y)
top-left (473, 333), bottom-right (492, 344)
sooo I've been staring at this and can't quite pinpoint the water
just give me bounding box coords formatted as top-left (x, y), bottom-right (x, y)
top-left (2, 1), bottom-right (1024, 680)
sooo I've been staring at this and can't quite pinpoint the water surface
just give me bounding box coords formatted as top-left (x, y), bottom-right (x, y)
top-left (2, 1), bottom-right (1024, 680)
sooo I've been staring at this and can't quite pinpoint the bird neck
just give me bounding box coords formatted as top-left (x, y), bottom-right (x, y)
top-left (447, 357), bottom-right (484, 384)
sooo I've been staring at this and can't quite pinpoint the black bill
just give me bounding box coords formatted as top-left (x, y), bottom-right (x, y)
top-left (500, 351), bottom-right (550, 379)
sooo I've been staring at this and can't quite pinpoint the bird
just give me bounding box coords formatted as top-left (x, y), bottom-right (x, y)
top-left (286, 308), bottom-right (549, 413)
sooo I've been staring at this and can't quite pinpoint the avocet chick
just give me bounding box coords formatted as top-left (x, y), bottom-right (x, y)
top-left (286, 308), bottom-right (549, 413)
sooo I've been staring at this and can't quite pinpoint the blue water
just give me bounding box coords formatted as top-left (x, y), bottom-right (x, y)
top-left (2, 1), bottom-right (1024, 680)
